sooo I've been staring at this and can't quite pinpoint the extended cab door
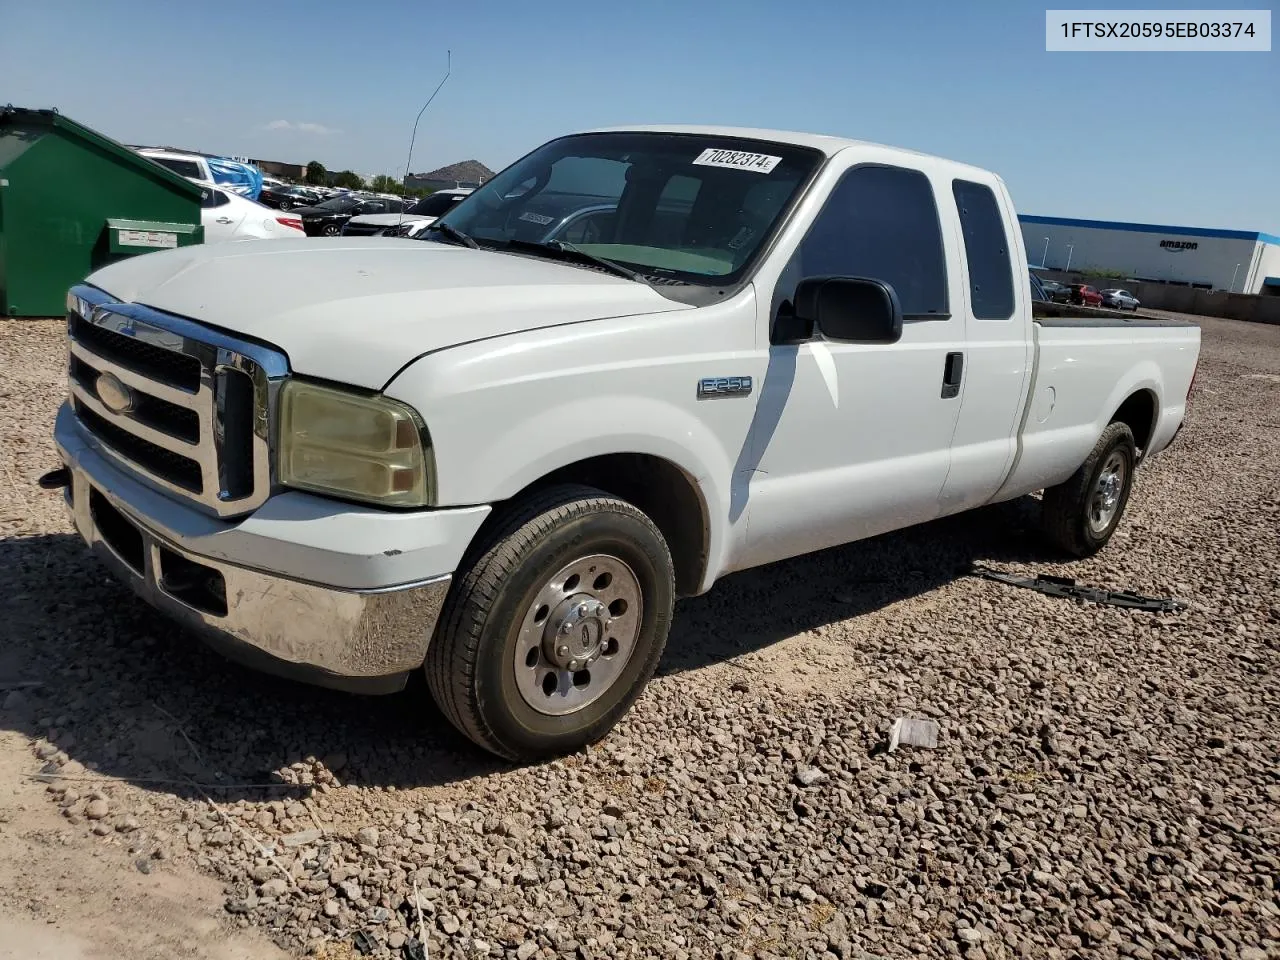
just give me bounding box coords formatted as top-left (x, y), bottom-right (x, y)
top-left (937, 178), bottom-right (1034, 514)
top-left (735, 158), bottom-right (967, 570)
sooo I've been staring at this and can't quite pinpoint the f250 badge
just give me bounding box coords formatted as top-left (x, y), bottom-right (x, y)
top-left (697, 376), bottom-right (753, 399)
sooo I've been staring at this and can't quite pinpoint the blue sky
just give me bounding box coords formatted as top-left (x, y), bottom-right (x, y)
top-left (3, 0), bottom-right (1276, 229)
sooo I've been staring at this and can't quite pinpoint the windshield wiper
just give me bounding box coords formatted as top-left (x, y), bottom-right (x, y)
top-left (424, 221), bottom-right (479, 249)
top-left (505, 239), bottom-right (647, 284)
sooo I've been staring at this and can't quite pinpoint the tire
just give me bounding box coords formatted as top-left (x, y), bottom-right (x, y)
top-left (426, 484), bottom-right (675, 761)
top-left (321, 223), bottom-right (341, 237)
top-left (279, 200), bottom-right (293, 211)
top-left (1042, 422), bottom-right (1137, 557)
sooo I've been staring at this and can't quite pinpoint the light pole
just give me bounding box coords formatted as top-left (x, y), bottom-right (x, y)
top-left (1041, 237), bottom-right (1050, 268)
top-left (1065, 242), bottom-right (1075, 272)
top-left (1229, 262), bottom-right (1241, 292)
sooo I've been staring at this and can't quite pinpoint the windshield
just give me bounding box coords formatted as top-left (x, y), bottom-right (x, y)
top-left (433, 132), bottom-right (823, 285)
top-left (409, 192), bottom-right (467, 217)
top-left (314, 195), bottom-right (361, 211)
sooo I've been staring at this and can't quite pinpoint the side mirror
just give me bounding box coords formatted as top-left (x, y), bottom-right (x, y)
top-left (773, 276), bottom-right (904, 345)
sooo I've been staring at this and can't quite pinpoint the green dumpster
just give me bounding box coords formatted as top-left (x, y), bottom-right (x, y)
top-left (0, 106), bottom-right (204, 317)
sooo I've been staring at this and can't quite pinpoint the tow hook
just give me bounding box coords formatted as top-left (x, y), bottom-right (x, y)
top-left (37, 466), bottom-right (71, 490)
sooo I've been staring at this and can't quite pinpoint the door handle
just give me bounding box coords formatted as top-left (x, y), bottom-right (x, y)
top-left (941, 351), bottom-right (964, 399)
top-left (215, 217), bottom-right (234, 224)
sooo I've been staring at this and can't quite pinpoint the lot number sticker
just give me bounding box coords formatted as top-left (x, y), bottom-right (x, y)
top-left (692, 148), bottom-right (783, 174)
top-left (118, 230), bottom-right (177, 249)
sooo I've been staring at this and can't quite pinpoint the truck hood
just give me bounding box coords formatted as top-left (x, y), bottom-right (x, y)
top-left (85, 238), bottom-right (689, 388)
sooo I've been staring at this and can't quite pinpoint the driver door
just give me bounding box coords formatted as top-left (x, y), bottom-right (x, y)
top-left (736, 161), bottom-right (965, 570)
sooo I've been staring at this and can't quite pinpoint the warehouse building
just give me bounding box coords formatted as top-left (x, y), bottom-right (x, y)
top-left (1019, 215), bottom-right (1280, 295)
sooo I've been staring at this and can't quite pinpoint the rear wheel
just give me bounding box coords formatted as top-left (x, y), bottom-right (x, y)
top-left (426, 485), bottom-right (675, 761)
top-left (1042, 422), bottom-right (1137, 557)
top-left (321, 223), bottom-right (341, 237)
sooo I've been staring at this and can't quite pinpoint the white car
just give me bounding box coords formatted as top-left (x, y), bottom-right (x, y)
top-left (342, 188), bottom-right (472, 237)
top-left (138, 147), bottom-right (216, 185)
top-left (199, 186), bottom-right (304, 243)
top-left (54, 126), bottom-right (1201, 761)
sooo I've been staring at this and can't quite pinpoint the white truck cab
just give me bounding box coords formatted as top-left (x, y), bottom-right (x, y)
top-left (52, 126), bottom-right (1200, 760)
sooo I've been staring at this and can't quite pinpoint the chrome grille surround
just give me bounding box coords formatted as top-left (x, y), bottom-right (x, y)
top-left (66, 284), bottom-right (290, 518)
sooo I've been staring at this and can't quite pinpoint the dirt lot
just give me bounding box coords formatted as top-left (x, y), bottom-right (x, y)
top-left (1, 314), bottom-right (1277, 960)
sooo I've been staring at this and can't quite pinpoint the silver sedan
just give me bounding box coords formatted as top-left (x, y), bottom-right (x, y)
top-left (1102, 288), bottom-right (1141, 311)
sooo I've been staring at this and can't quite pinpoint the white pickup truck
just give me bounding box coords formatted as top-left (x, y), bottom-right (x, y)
top-left (49, 125), bottom-right (1201, 760)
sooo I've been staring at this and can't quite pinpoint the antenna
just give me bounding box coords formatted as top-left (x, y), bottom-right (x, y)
top-left (399, 50), bottom-right (451, 230)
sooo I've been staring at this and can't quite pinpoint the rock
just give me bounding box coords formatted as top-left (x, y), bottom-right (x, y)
top-left (2, 690), bottom-right (28, 712)
top-left (388, 933), bottom-right (406, 950)
top-left (134, 858), bottom-right (152, 875)
top-left (341, 880), bottom-right (362, 901)
top-left (281, 829), bottom-right (322, 848)
top-left (260, 878), bottom-right (289, 898)
top-left (116, 817), bottom-right (139, 833)
top-left (323, 752), bottom-right (348, 772)
top-left (516, 943), bottom-right (539, 960)
top-left (323, 899), bottom-right (341, 918)
top-left (957, 927), bottom-right (981, 944)
top-left (795, 766), bottom-right (828, 787)
top-left (35, 741), bottom-right (58, 760)
top-left (91, 822), bottom-right (112, 836)
top-left (1079, 919), bottom-right (1110, 942)
top-left (225, 897), bottom-right (255, 915)
top-left (356, 826), bottom-right (379, 846)
top-left (439, 914), bottom-right (460, 935)
top-left (85, 798), bottom-right (109, 820)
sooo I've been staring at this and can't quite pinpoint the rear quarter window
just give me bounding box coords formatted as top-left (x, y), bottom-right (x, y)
top-left (952, 179), bottom-right (1014, 320)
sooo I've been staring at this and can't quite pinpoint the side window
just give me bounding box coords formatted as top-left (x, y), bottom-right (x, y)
top-left (154, 157), bottom-right (203, 179)
top-left (199, 188), bottom-right (230, 208)
top-left (786, 165), bottom-right (949, 319)
top-left (952, 179), bottom-right (1014, 320)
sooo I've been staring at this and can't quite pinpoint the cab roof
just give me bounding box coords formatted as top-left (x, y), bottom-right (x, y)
top-left (580, 124), bottom-right (997, 179)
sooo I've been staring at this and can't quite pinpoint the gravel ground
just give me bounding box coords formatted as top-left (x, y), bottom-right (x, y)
top-left (2, 314), bottom-right (1278, 960)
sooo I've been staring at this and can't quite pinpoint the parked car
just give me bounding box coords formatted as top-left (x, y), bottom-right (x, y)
top-left (1039, 279), bottom-right (1071, 303)
top-left (343, 188), bottom-right (473, 237)
top-left (198, 186), bottom-right (304, 243)
top-left (296, 194), bottom-right (409, 236)
top-left (1029, 272), bottom-right (1049, 302)
top-left (259, 184), bottom-right (322, 211)
top-left (1101, 288), bottom-right (1141, 311)
top-left (138, 147), bottom-right (216, 184)
top-left (1069, 283), bottom-right (1104, 307)
top-left (137, 148), bottom-right (262, 198)
top-left (51, 125), bottom-right (1201, 761)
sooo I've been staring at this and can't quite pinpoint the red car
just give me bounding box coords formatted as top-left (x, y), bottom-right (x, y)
top-left (1069, 283), bottom-right (1103, 306)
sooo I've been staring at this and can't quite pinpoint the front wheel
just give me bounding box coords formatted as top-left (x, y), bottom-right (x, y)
top-left (1041, 421), bottom-right (1137, 557)
top-left (426, 485), bottom-right (675, 761)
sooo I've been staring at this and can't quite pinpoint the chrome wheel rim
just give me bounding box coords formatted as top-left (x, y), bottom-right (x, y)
top-left (1088, 451), bottom-right (1127, 534)
top-left (513, 554), bottom-right (643, 716)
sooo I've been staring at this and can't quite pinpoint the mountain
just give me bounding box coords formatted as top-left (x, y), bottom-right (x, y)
top-left (413, 160), bottom-right (495, 183)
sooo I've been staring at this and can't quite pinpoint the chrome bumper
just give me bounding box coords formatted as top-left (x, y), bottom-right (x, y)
top-left (65, 466), bottom-right (451, 694)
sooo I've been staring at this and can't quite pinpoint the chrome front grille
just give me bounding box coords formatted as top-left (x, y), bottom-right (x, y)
top-left (66, 285), bottom-right (289, 518)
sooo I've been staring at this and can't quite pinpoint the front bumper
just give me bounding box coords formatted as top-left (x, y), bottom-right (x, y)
top-left (55, 406), bottom-right (490, 694)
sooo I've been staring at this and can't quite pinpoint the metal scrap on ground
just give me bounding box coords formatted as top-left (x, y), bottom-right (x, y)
top-left (888, 717), bottom-right (940, 752)
top-left (969, 564), bottom-right (1186, 613)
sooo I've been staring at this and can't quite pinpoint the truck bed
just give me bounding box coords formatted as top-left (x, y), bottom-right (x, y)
top-left (1032, 301), bottom-right (1198, 328)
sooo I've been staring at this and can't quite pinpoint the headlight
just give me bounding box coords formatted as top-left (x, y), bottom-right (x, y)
top-left (277, 381), bottom-right (435, 507)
